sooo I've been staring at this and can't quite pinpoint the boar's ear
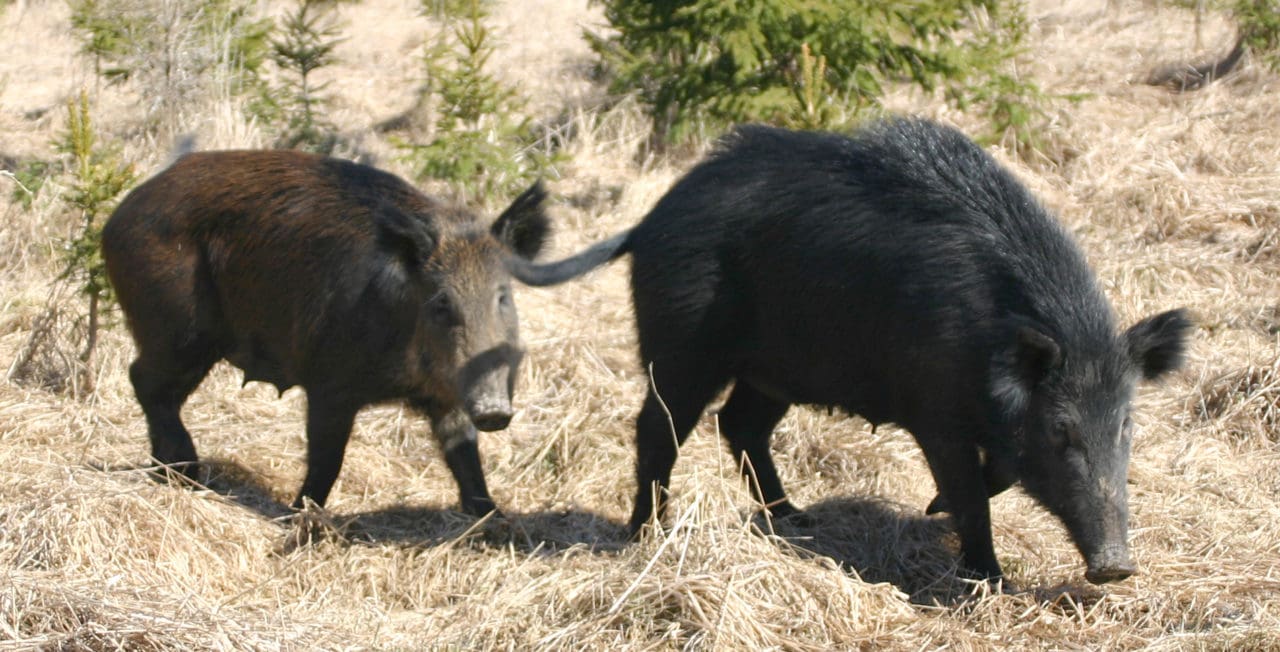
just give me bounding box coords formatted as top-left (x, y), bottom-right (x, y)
top-left (491, 181), bottom-right (550, 260)
top-left (1125, 308), bottom-right (1193, 380)
top-left (1010, 326), bottom-right (1062, 386)
top-left (375, 204), bottom-right (437, 267)
top-left (992, 322), bottom-right (1061, 412)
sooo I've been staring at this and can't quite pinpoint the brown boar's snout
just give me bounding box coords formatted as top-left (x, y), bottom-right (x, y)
top-left (460, 346), bottom-right (519, 432)
top-left (467, 397), bottom-right (512, 432)
top-left (1084, 545), bottom-right (1136, 584)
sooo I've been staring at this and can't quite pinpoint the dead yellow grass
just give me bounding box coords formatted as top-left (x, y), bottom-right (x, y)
top-left (2, 0), bottom-right (1280, 649)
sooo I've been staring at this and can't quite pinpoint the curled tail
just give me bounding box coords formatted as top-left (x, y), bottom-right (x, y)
top-left (506, 230), bottom-right (631, 287)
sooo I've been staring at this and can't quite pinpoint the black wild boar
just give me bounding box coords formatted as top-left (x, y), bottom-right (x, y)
top-left (508, 119), bottom-right (1193, 584)
top-left (103, 150), bottom-right (552, 514)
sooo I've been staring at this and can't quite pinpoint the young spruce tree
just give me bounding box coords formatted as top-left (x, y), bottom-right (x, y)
top-left (1235, 0), bottom-right (1280, 70)
top-left (9, 91), bottom-right (137, 395)
top-left (268, 0), bottom-right (349, 152)
top-left (60, 91), bottom-right (137, 394)
top-left (399, 0), bottom-right (551, 204)
top-left (590, 0), bottom-right (1053, 154)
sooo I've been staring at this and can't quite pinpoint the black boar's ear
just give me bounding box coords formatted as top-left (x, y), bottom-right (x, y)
top-left (992, 322), bottom-right (1061, 412)
top-left (375, 204), bottom-right (436, 267)
top-left (1011, 326), bottom-right (1061, 386)
top-left (1125, 308), bottom-right (1193, 380)
top-left (491, 181), bottom-right (550, 260)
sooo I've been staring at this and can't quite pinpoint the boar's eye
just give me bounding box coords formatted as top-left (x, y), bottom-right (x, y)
top-left (1120, 415), bottom-right (1134, 442)
top-left (497, 286), bottom-right (513, 310)
top-left (428, 293), bottom-right (459, 325)
top-left (1049, 420), bottom-right (1083, 452)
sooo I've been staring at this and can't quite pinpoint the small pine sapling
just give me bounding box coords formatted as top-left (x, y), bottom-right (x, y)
top-left (788, 44), bottom-right (839, 131)
top-left (589, 0), bottom-right (1064, 158)
top-left (57, 91), bottom-right (137, 394)
top-left (398, 0), bottom-right (553, 205)
top-left (1236, 0), bottom-right (1280, 71)
top-left (268, 0), bottom-right (349, 152)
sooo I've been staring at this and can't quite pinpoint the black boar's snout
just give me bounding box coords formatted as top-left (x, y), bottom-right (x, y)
top-left (1084, 545), bottom-right (1136, 584)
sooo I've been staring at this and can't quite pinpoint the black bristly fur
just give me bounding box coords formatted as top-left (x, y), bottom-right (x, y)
top-left (516, 118), bottom-right (1193, 585)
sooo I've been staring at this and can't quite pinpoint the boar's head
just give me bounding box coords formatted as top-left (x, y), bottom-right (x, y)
top-left (992, 309), bottom-right (1192, 584)
top-left (376, 182), bottom-right (550, 432)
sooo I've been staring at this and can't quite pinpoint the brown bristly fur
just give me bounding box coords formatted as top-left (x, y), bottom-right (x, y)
top-left (1, 0), bottom-right (1278, 648)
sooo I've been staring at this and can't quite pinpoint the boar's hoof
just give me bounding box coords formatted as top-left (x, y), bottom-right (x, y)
top-left (477, 511), bottom-right (513, 543)
top-left (956, 565), bottom-right (1005, 586)
top-left (470, 411), bottom-right (513, 432)
top-left (276, 510), bottom-right (344, 555)
top-left (627, 519), bottom-right (660, 542)
top-left (149, 460), bottom-right (201, 485)
top-left (764, 502), bottom-right (814, 527)
top-left (460, 496), bottom-right (499, 518)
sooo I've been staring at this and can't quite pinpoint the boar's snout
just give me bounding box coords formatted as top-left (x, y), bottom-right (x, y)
top-left (460, 350), bottom-right (517, 432)
top-left (468, 402), bottom-right (513, 432)
top-left (463, 381), bottom-right (512, 432)
top-left (463, 376), bottom-right (513, 431)
top-left (1084, 545), bottom-right (1136, 584)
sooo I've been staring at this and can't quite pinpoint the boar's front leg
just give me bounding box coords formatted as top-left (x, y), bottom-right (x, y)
top-left (295, 396), bottom-right (361, 508)
top-left (916, 428), bottom-right (1002, 581)
top-left (421, 401), bottom-right (497, 516)
top-left (925, 446), bottom-right (1018, 515)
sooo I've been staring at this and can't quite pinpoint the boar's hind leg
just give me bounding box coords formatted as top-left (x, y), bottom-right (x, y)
top-left (627, 363), bottom-right (727, 537)
top-left (294, 398), bottom-right (360, 509)
top-left (129, 341), bottom-right (218, 480)
top-left (917, 431), bottom-right (1002, 581)
top-left (427, 405), bottom-right (496, 517)
top-left (716, 382), bottom-right (802, 522)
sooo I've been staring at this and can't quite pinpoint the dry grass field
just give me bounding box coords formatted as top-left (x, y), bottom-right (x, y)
top-left (2, 0), bottom-right (1279, 649)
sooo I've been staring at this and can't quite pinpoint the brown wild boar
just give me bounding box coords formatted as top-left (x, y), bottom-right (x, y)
top-left (102, 150), bottom-right (551, 514)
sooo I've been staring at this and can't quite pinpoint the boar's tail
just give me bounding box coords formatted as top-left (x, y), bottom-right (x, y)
top-left (166, 133), bottom-right (199, 165)
top-left (506, 230), bottom-right (632, 287)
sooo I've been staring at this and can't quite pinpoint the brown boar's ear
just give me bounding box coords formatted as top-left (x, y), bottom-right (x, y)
top-left (1125, 308), bottom-right (1193, 380)
top-left (491, 181), bottom-right (550, 260)
top-left (991, 321), bottom-right (1061, 414)
top-left (375, 203), bottom-right (437, 267)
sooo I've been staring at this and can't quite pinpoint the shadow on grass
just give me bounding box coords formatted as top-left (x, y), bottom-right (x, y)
top-left (757, 496), bottom-right (996, 606)
top-left (337, 504), bottom-right (629, 553)
top-left (762, 497), bottom-right (1115, 608)
top-left (184, 458), bottom-right (629, 555)
top-left (93, 459), bottom-right (1101, 606)
top-left (85, 458), bottom-right (294, 520)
